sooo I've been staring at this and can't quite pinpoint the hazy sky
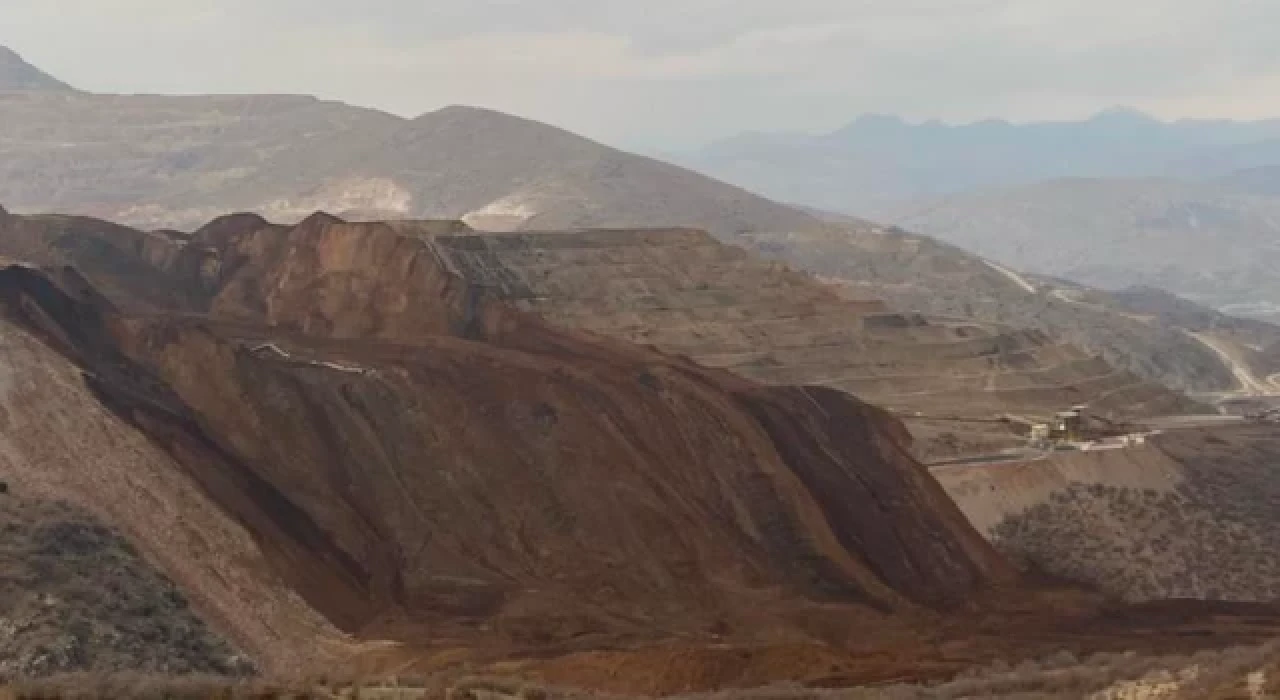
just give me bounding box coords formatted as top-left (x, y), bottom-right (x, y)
top-left (4, 0), bottom-right (1280, 148)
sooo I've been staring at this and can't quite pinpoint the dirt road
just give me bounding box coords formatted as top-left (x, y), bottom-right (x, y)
top-left (985, 260), bottom-right (1037, 295)
top-left (1189, 331), bottom-right (1276, 396)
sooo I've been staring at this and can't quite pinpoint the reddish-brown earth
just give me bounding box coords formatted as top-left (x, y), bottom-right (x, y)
top-left (1, 206), bottom-right (1278, 693)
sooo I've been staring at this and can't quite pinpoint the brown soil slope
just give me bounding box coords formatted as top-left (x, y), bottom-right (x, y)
top-left (0, 208), bottom-right (1014, 661)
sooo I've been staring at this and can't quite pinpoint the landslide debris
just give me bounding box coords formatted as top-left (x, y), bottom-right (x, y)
top-left (0, 209), bottom-right (1014, 663)
top-left (4, 209), bottom-right (1280, 694)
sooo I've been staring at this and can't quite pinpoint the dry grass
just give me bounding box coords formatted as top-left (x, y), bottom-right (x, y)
top-left (3, 641), bottom-right (1277, 700)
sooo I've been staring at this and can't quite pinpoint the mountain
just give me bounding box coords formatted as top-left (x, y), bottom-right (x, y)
top-left (1216, 164), bottom-right (1280, 196)
top-left (0, 46), bottom-right (76, 92)
top-left (885, 178), bottom-right (1280, 324)
top-left (428, 225), bottom-right (1204, 463)
top-left (0, 207), bottom-right (1014, 685)
top-left (676, 109), bottom-right (1280, 328)
top-left (673, 108), bottom-right (1280, 214)
top-left (0, 51), bottom-right (1251, 394)
top-left (2, 208), bottom-right (1278, 695)
top-left (1169, 139), bottom-right (1280, 181)
top-left (0, 85), bottom-right (816, 234)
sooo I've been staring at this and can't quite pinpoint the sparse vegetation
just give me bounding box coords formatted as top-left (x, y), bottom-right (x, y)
top-left (0, 497), bottom-right (250, 681)
top-left (988, 430), bottom-right (1280, 602)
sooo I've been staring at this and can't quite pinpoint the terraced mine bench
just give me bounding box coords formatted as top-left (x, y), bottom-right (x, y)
top-left (427, 228), bottom-right (1198, 460)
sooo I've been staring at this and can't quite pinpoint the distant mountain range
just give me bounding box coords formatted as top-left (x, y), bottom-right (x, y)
top-left (673, 108), bottom-right (1280, 213)
top-left (675, 110), bottom-right (1280, 324)
top-left (883, 177), bottom-right (1280, 322)
top-left (1215, 165), bottom-right (1280, 196)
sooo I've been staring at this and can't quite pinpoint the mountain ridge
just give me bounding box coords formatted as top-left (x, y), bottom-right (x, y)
top-left (0, 90), bottom-right (818, 236)
top-left (0, 46), bottom-right (76, 92)
top-left (885, 176), bottom-right (1280, 325)
top-left (0, 208), bottom-right (1278, 692)
top-left (674, 108), bottom-right (1280, 214)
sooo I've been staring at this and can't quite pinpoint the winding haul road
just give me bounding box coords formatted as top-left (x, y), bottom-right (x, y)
top-left (1043, 279), bottom-right (1280, 398)
top-left (1187, 331), bottom-right (1278, 396)
top-left (984, 260), bottom-right (1038, 295)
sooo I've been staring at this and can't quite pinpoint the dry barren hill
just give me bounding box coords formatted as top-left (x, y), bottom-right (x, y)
top-left (2, 208), bottom-right (1278, 694)
top-left (0, 47), bottom-right (815, 236)
top-left (350, 107), bottom-right (819, 234)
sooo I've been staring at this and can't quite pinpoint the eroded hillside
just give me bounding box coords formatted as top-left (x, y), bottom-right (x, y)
top-left (0, 208), bottom-right (1022, 681)
top-left (4, 208), bottom-right (1280, 694)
